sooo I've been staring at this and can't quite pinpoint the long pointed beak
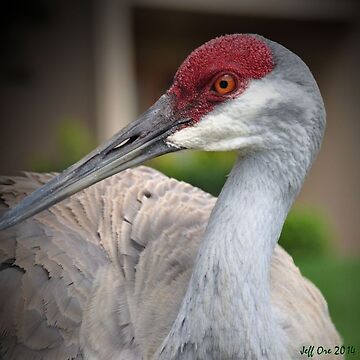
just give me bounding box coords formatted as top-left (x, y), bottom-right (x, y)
top-left (0, 94), bottom-right (188, 230)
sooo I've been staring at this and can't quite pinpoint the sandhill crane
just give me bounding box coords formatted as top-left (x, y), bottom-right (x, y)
top-left (0, 34), bottom-right (341, 359)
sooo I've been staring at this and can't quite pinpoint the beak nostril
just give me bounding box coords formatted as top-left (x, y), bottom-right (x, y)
top-left (114, 136), bottom-right (138, 149)
top-left (106, 135), bottom-right (139, 156)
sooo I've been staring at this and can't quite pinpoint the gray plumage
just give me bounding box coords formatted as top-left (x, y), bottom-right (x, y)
top-left (0, 34), bottom-right (343, 359)
top-left (0, 167), bottom-right (340, 359)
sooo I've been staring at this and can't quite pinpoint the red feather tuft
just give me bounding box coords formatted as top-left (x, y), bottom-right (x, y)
top-left (169, 34), bottom-right (273, 123)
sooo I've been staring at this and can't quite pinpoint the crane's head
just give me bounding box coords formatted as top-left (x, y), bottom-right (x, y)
top-left (0, 34), bottom-right (325, 230)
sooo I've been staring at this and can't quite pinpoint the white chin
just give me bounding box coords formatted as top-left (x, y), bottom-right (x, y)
top-left (166, 135), bottom-right (259, 152)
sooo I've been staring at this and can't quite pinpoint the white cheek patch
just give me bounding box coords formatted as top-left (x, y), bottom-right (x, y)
top-left (167, 78), bottom-right (283, 151)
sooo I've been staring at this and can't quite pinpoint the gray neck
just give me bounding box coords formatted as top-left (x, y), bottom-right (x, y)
top-left (155, 152), bottom-right (299, 360)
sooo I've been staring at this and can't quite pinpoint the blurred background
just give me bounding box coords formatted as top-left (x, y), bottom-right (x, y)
top-left (0, 0), bottom-right (359, 356)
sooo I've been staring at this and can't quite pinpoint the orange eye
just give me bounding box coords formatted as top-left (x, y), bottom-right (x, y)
top-left (213, 74), bottom-right (236, 95)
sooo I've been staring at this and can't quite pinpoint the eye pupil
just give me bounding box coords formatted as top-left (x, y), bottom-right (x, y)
top-left (219, 80), bottom-right (228, 89)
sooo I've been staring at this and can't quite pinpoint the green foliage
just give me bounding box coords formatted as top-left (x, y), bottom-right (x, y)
top-left (298, 257), bottom-right (360, 357)
top-left (30, 119), bottom-right (95, 172)
top-left (147, 150), bottom-right (237, 196)
top-left (279, 208), bottom-right (333, 262)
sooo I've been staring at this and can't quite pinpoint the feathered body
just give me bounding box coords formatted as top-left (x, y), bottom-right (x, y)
top-left (0, 33), bottom-right (343, 359)
top-left (0, 167), bottom-right (340, 359)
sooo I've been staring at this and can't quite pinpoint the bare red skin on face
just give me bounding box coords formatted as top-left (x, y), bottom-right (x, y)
top-left (168, 34), bottom-right (273, 124)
